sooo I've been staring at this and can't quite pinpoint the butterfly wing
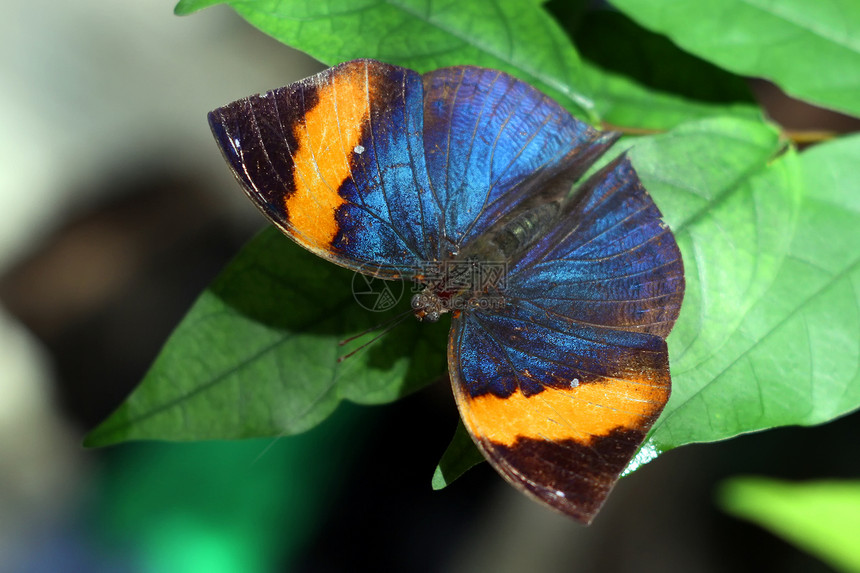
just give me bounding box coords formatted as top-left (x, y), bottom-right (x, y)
top-left (209, 60), bottom-right (615, 274)
top-left (450, 310), bottom-right (670, 523)
top-left (510, 155), bottom-right (685, 337)
top-left (420, 66), bottom-right (615, 254)
top-left (210, 60), bottom-right (683, 522)
top-left (208, 59), bottom-right (441, 276)
top-left (450, 156), bottom-right (684, 523)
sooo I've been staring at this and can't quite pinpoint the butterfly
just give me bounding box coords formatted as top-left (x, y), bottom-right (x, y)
top-left (208, 59), bottom-right (684, 524)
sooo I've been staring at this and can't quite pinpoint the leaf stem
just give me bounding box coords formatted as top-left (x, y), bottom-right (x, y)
top-left (600, 122), bottom-right (662, 136)
top-left (781, 129), bottom-right (839, 145)
top-left (602, 122), bottom-right (841, 147)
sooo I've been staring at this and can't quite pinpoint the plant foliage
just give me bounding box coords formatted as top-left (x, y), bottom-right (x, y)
top-left (89, 0), bottom-right (860, 495)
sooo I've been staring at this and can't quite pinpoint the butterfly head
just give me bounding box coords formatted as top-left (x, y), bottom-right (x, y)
top-left (410, 289), bottom-right (446, 322)
top-left (410, 262), bottom-right (508, 322)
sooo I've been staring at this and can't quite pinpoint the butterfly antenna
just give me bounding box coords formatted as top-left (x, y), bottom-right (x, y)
top-left (256, 312), bottom-right (414, 460)
top-left (338, 307), bottom-right (413, 347)
top-left (337, 310), bottom-right (413, 363)
top-left (251, 437), bottom-right (283, 465)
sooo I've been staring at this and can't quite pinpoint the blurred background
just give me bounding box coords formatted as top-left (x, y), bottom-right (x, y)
top-left (1, 1), bottom-right (858, 572)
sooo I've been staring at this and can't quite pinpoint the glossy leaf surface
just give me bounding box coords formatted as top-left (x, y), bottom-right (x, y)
top-left (612, 0), bottom-right (860, 118)
top-left (175, 0), bottom-right (597, 121)
top-left (85, 229), bottom-right (448, 446)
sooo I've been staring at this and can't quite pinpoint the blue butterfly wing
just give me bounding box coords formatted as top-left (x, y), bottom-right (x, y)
top-left (208, 59), bottom-right (442, 276)
top-left (210, 60), bottom-right (685, 522)
top-left (510, 155), bottom-right (685, 336)
top-left (450, 154), bottom-right (683, 523)
top-left (450, 307), bottom-right (671, 523)
top-left (209, 60), bottom-right (616, 277)
top-left (421, 66), bottom-right (614, 254)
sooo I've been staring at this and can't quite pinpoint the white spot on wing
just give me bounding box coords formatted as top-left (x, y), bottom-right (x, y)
top-left (353, 144), bottom-right (365, 155)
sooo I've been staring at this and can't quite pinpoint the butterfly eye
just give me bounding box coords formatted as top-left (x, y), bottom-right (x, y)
top-left (411, 292), bottom-right (443, 322)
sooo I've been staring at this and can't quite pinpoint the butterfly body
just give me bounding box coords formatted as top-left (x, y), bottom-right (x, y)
top-left (209, 59), bottom-right (684, 523)
top-left (410, 205), bottom-right (556, 322)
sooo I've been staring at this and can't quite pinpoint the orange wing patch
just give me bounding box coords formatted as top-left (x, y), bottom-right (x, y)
top-left (456, 375), bottom-right (669, 447)
top-left (287, 62), bottom-right (371, 250)
top-left (452, 365), bottom-right (671, 523)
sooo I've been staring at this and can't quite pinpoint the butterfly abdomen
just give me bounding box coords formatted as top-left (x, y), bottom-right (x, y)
top-left (462, 201), bottom-right (561, 263)
top-left (495, 202), bottom-right (560, 257)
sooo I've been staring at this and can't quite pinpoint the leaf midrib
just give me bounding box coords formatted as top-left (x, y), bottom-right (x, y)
top-left (90, 296), bottom-right (358, 444)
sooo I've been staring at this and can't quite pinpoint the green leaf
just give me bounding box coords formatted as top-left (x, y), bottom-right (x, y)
top-left (438, 122), bottom-right (860, 482)
top-left (581, 63), bottom-right (764, 132)
top-left (572, 7), bottom-right (755, 106)
top-left (443, 122), bottom-right (860, 484)
top-left (436, 116), bottom-right (797, 483)
top-left (173, 0), bottom-right (597, 121)
top-left (85, 228), bottom-right (448, 446)
top-left (431, 421), bottom-right (485, 490)
top-left (128, 3), bottom-right (860, 481)
top-left (611, 0), bottom-right (860, 118)
top-left (548, 2), bottom-right (763, 131)
top-left (174, 0), bottom-right (222, 14)
top-left (719, 477), bottom-right (860, 573)
top-left (646, 132), bottom-right (860, 449)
